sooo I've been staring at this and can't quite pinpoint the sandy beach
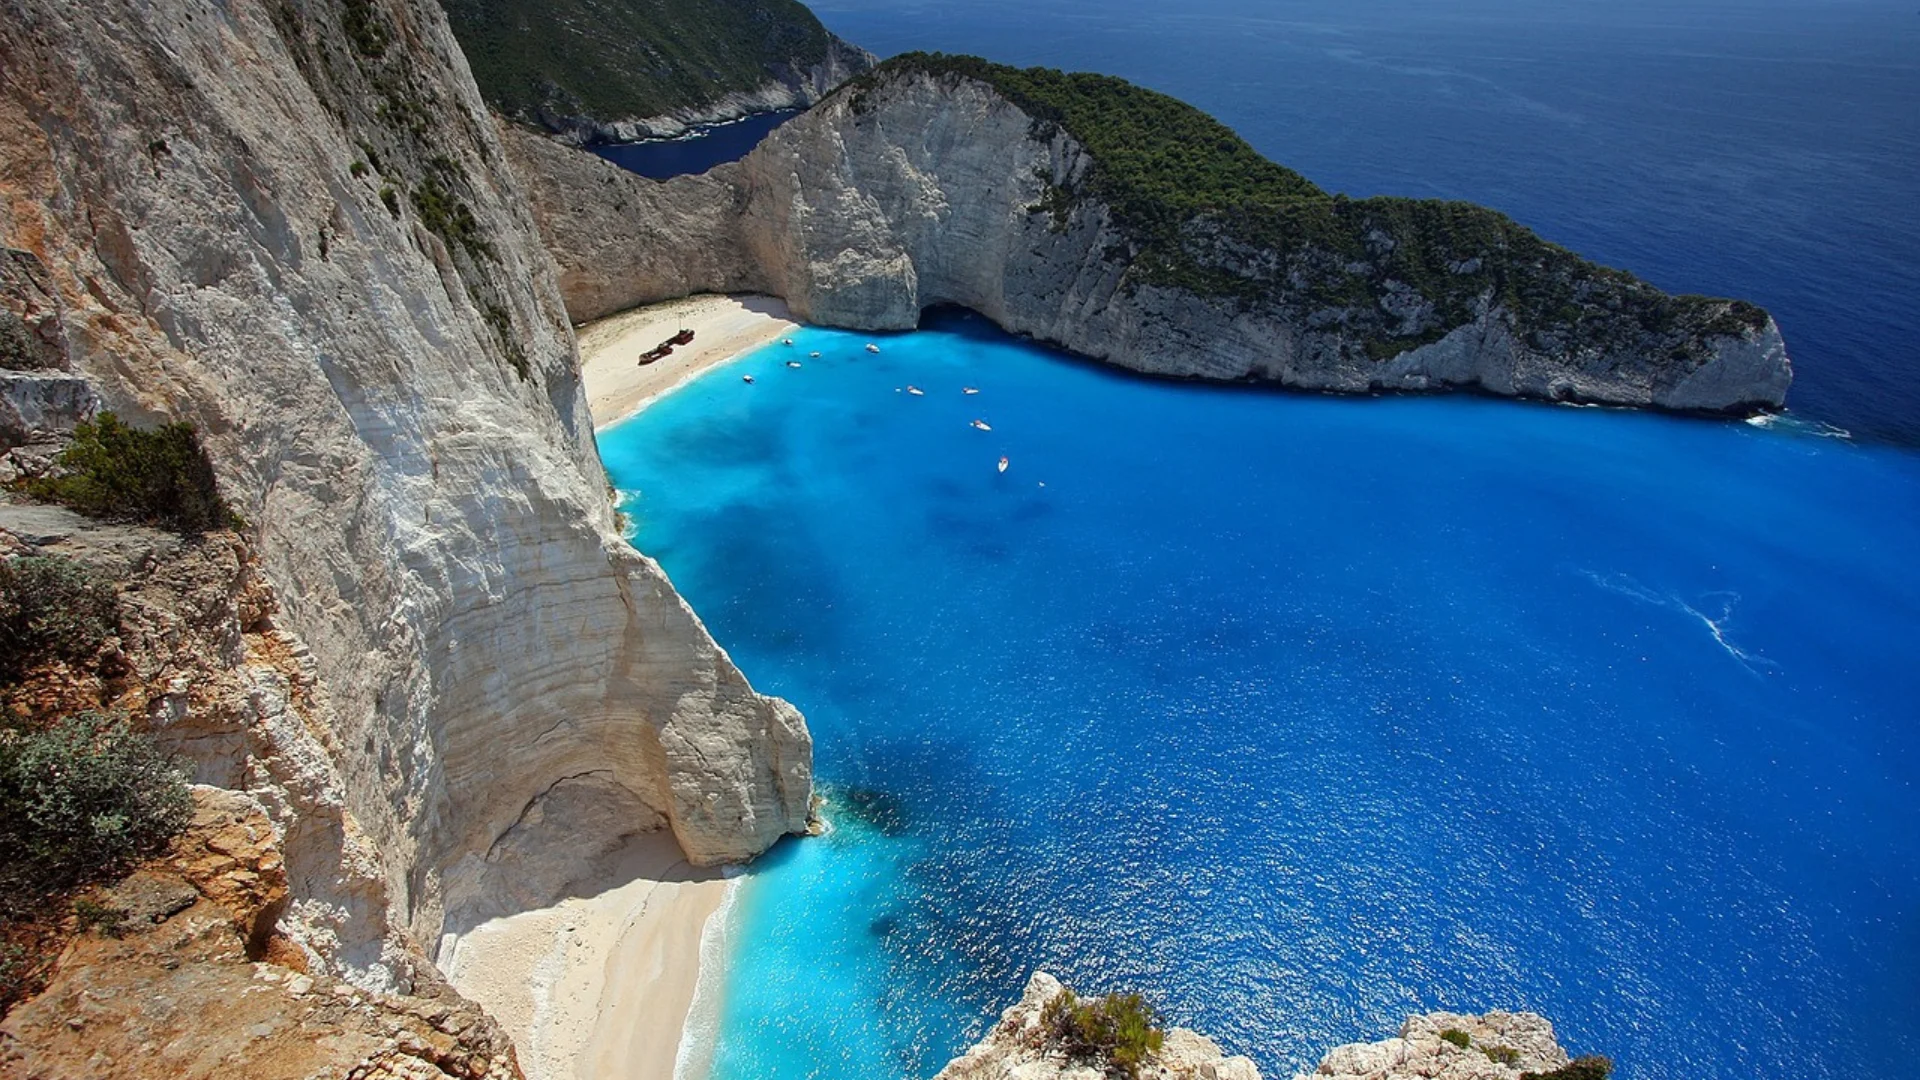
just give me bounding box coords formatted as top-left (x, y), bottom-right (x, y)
top-left (440, 832), bottom-right (730, 1080)
top-left (579, 294), bottom-right (799, 426)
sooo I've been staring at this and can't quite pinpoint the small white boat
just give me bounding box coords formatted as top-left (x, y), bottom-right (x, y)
top-left (970, 419), bottom-right (992, 431)
top-left (786, 360), bottom-right (802, 369)
top-left (810, 351), bottom-right (821, 358)
top-left (997, 456), bottom-right (1009, 474)
top-left (742, 375), bottom-right (755, 384)
top-left (866, 343), bottom-right (881, 353)
top-left (783, 338), bottom-right (794, 346)
top-left (906, 386), bottom-right (924, 396)
top-left (963, 387), bottom-right (980, 395)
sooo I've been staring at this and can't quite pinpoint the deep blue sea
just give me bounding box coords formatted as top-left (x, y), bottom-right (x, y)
top-left (595, 2), bottom-right (1920, 1077)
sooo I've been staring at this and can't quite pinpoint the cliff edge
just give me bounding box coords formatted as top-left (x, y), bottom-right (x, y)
top-left (0, 0), bottom-right (811, 994)
top-left (511, 55), bottom-right (1790, 414)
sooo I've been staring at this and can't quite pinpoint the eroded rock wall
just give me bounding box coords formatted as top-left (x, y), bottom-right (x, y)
top-left (0, 0), bottom-right (811, 985)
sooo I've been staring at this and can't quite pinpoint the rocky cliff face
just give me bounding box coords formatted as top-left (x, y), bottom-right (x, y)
top-left (514, 63), bottom-right (1789, 414)
top-left (0, 0), bottom-right (811, 994)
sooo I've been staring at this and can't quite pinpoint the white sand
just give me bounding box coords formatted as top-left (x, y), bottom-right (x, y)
top-left (440, 832), bottom-right (730, 1080)
top-left (579, 294), bottom-right (799, 427)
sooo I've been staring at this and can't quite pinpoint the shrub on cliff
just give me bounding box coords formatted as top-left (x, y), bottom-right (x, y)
top-left (0, 556), bottom-right (118, 684)
top-left (24, 412), bottom-right (236, 535)
top-left (1041, 988), bottom-right (1166, 1078)
top-left (1521, 1056), bottom-right (1614, 1080)
top-left (0, 712), bottom-right (192, 917)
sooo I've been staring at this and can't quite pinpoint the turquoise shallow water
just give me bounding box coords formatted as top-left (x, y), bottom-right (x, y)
top-left (598, 312), bottom-right (1920, 1079)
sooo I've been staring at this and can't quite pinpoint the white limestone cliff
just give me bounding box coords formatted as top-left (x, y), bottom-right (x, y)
top-left (0, 0), bottom-right (811, 990)
top-left (509, 66), bottom-right (1790, 414)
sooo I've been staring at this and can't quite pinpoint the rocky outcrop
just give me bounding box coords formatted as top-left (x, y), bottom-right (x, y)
top-left (512, 62), bottom-right (1789, 414)
top-left (934, 972), bottom-right (1263, 1080)
top-left (0, 0), bottom-right (811, 997)
top-left (0, 786), bottom-right (523, 1080)
top-left (1300, 1011), bottom-right (1573, 1080)
top-left (935, 975), bottom-right (1588, 1080)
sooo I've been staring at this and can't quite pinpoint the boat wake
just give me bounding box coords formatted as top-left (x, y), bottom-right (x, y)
top-left (1580, 570), bottom-right (1779, 674)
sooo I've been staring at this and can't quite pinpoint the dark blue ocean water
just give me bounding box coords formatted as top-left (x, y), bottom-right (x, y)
top-left (598, 312), bottom-right (1920, 1080)
top-left (589, 109), bottom-right (800, 178)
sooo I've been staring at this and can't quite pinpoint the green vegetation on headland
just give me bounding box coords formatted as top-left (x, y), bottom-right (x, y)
top-left (850, 54), bottom-right (1770, 366)
top-left (21, 413), bottom-right (237, 536)
top-left (444, 0), bottom-right (838, 127)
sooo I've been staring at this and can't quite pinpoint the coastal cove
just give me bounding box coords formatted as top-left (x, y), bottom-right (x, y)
top-left (1, 0), bottom-right (1913, 1073)
top-left (598, 310), bottom-right (1920, 1079)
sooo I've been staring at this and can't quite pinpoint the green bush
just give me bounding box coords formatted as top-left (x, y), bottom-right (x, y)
top-left (1041, 989), bottom-right (1166, 1078)
top-left (1441, 1028), bottom-right (1472, 1049)
top-left (0, 556), bottom-right (118, 684)
top-left (23, 412), bottom-right (235, 535)
top-left (0, 712), bottom-right (192, 917)
top-left (1484, 1045), bottom-right (1522, 1066)
top-left (1522, 1056), bottom-right (1613, 1080)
